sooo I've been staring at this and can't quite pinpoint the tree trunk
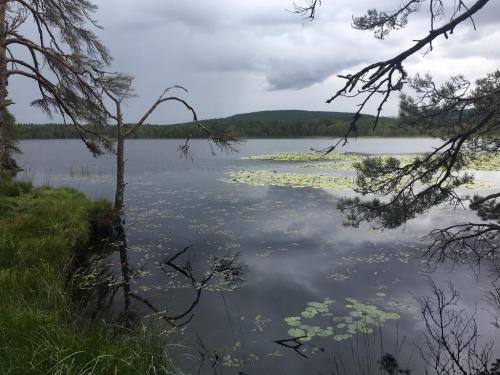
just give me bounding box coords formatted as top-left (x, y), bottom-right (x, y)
top-left (112, 103), bottom-right (130, 322)
top-left (0, 1), bottom-right (20, 178)
top-left (114, 103), bottom-right (125, 213)
top-left (0, 0), bottom-right (9, 176)
top-left (115, 221), bottom-right (131, 324)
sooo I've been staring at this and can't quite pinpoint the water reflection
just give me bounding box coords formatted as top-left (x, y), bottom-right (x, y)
top-left (134, 243), bottom-right (247, 328)
top-left (19, 139), bottom-right (500, 374)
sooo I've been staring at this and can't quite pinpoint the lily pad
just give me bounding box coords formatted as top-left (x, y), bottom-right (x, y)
top-left (284, 316), bottom-right (301, 327)
top-left (283, 296), bottom-right (401, 344)
top-left (224, 170), bottom-right (353, 190)
top-left (288, 328), bottom-right (307, 338)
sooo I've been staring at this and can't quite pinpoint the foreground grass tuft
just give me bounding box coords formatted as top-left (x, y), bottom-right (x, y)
top-left (0, 181), bottom-right (176, 374)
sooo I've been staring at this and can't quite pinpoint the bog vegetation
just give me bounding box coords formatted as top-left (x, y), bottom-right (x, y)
top-left (0, 179), bottom-right (175, 374)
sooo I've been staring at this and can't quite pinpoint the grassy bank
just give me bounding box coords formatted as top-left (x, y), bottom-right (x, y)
top-left (0, 179), bottom-right (175, 374)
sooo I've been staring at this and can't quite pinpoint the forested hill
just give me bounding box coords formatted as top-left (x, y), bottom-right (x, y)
top-left (225, 110), bottom-right (358, 122)
top-left (14, 110), bottom-right (433, 139)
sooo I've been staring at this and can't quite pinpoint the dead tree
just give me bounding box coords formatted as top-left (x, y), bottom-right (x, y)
top-left (418, 282), bottom-right (494, 375)
top-left (100, 75), bottom-right (238, 214)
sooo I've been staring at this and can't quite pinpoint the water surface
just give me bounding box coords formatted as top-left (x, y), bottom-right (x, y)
top-left (18, 138), bottom-right (500, 374)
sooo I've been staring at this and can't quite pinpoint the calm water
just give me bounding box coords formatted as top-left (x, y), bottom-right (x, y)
top-left (18, 139), bottom-right (500, 374)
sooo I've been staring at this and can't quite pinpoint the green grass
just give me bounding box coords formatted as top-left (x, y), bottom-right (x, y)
top-left (0, 181), bottom-right (176, 374)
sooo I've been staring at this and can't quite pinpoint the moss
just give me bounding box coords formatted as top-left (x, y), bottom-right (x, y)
top-left (0, 182), bottom-right (175, 374)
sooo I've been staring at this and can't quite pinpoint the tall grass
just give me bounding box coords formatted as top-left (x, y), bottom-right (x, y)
top-left (69, 165), bottom-right (91, 178)
top-left (0, 181), bottom-right (177, 374)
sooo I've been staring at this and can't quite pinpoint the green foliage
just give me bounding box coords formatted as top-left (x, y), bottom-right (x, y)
top-left (333, 71), bottom-right (500, 272)
top-left (470, 194), bottom-right (500, 222)
top-left (0, 183), bottom-right (175, 374)
top-left (88, 199), bottom-right (115, 236)
top-left (0, 175), bottom-right (32, 198)
top-left (227, 110), bottom-right (358, 122)
top-left (339, 154), bottom-right (496, 228)
top-left (352, 8), bottom-right (412, 39)
top-left (0, 105), bottom-right (21, 176)
top-left (13, 110), bottom-right (435, 139)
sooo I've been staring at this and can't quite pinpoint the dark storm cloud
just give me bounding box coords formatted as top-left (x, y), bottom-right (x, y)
top-left (100, 0), bottom-right (385, 92)
top-left (121, 0), bottom-right (300, 31)
top-left (265, 57), bottom-right (365, 91)
top-left (7, 0), bottom-right (500, 123)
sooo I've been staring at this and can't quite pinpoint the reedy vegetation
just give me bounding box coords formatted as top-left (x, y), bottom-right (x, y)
top-left (0, 179), bottom-right (176, 374)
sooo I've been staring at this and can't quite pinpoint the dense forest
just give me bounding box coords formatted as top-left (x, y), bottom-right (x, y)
top-left (14, 110), bottom-right (437, 139)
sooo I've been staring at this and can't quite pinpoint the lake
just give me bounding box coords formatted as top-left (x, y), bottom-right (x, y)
top-left (17, 138), bottom-right (500, 374)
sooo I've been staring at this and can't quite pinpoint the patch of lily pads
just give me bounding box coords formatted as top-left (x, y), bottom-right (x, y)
top-left (301, 161), bottom-right (359, 171)
top-left (224, 169), bottom-right (495, 191)
top-left (243, 151), bottom-right (365, 163)
top-left (224, 170), bottom-right (353, 190)
top-left (243, 151), bottom-right (420, 167)
top-left (463, 179), bottom-right (495, 189)
top-left (284, 297), bottom-right (400, 343)
top-left (465, 153), bottom-right (500, 171)
top-left (244, 151), bottom-right (500, 172)
top-left (226, 152), bottom-right (500, 191)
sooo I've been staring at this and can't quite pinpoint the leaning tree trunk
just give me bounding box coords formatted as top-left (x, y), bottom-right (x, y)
top-left (115, 221), bottom-right (132, 324)
top-left (0, 1), bottom-right (20, 179)
top-left (114, 103), bottom-right (125, 214)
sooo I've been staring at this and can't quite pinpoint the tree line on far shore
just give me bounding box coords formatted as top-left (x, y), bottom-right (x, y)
top-left (13, 114), bottom-right (443, 139)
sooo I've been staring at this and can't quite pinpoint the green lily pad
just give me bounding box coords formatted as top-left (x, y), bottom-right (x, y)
top-left (223, 170), bottom-right (353, 190)
top-left (288, 328), bottom-right (306, 338)
top-left (283, 296), bottom-right (401, 344)
top-left (284, 316), bottom-right (301, 327)
top-left (301, 307), bottom-right (319, 319)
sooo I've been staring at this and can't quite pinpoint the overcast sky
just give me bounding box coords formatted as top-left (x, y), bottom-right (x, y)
top-left (8, 0), bottom-right (500, 124)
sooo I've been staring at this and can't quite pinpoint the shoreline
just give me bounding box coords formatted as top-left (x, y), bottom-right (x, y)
top-left (17, 135), bottom-right (440, 140)
top-left (0, 180), bottom-right (175, 374)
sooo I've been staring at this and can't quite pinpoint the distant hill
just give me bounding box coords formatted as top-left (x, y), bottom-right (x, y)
top-left (222, 110), bottom-right (365, 123)
top-left (14, 110), bottom-right (434, 139)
